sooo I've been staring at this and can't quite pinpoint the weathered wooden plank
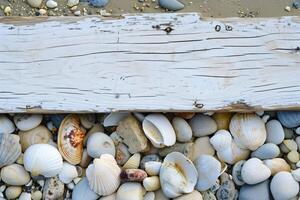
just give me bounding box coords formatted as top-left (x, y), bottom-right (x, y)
top-left (0, 13), bottom-right (300, 113)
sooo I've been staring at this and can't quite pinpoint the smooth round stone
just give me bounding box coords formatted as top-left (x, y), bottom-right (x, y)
top-left (251, 143), bottom-right (280, 160)
top-left (67, 0), bottom-right (79, 6)
top-left (292, 168), bottom-right (300, 182)
top-left (46, 0), bottom-right (58, 8)
top-left (270, 172), bottom-right (299, 200)
top-left (266, 120), bottom-right (285, 145)
top-left (172, 117), bottom-right (193, 142)
top-left (5, 186), bottom-right (22, 199)
top-left (27, 0), bottom-right (42, 7)
top-left (239, 180), bottom-right (271, 200)
top-left (1, 164), bottom-right (30, 186)
top-left (19, 192), bottom-right (31, 200)
top-left (189, 114), bottom-right (217, 137)
top-left (283, 139), bottom-right (298, 151)
top-left (277, 111), bottom-right (300, 128)
top-left (159, 0), bottom-right (184, 11)
top-left (296, 127), bottom-right (300, 135)
top-left (191, 137), bottom-right (215, 161)
top-left (87, 132), bottom-right (115, 158)
top-left (241, 158), bottom-right (271, 185)
top-left (287, 150), bottom-right (300, 163)
top-left (89, 0), bottom-right (110, 7)
top-left (295, 136), bottom-right (300, 151)
top-left (0, 115), bottom-right (15, 134)
top-left (31, 191), bottom-right (42, 200)
top-left (14, 114), bottom-right (43, 131)
top-left (283, 128), bottom-right (294, 139)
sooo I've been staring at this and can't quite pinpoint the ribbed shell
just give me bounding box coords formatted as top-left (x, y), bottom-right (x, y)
top-left (0, 133), bottom-right (21, 167)
top-left (58, 114), bottom-right (85, 165)
top-left (277, 111), bottom-right (300, 128)
top-left (86, 154), bottom-right (121, 196)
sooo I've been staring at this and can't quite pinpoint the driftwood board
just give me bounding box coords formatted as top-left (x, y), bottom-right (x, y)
top-left (0, 13), bottom-right (300, 113)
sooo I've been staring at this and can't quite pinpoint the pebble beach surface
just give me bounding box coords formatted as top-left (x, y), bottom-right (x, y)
top-left (0, 111), bottom-right (300, 199)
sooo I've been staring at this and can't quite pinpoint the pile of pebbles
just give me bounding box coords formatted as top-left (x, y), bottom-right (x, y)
top-left (0, 111), bottom-right (300, 200)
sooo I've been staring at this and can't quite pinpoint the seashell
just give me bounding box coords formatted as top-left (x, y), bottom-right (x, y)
top-left (1, 164), bottom-right (30, 185)
top-left (158, 0), bottom-right (184, 11)
top-left (155, 189), bottom-right (169, 200)
top-left (194, 155), bottom-right (221, 191)
top-left (72, 177), bottom-right (99, 200)
top-left (191, 136), bottom-right (215, 161)
top-left (0, 115), bottom-right (15, 134)
top-left (270, 171), bottom-right (299, 200)
top-left (291, 168), bottom-right (300, 182)
top-left (202, 190), bottom-right (216, 200)
top-left (23, 144), bottom-right (63, 177)
top-left (83, 123), bottom-right (104, 146)
top-left (58, 162), bottom-right (78, 184)
top-left (87, 132), bottom-right (115, 158)
top-left (79, 114), bottom-right (96, 129)
top-left (5, 186), bottom-right (22, 200)
top-left (0, 133), bottom-right (21, 167)
top-left (116, 143), bottom-right (131, 165)
top-left (31, 191), bottom-right (42, 200)
top-left (239, 180), bottom-right (271, 200)
top-left (145, 161), bottom-right (162, 176)
top-left (210, 130), bottom-right (250, 164)
top-left (123, 153), bottom-right (141, 169)
top-left (241, 158), bottom-right (271, 185)
top-left (173, 190), bottom-right (203, 200)
top-left (116, 182), bottom-right (144, 200)
top-left (142, 114), bottom-right (176, 148)
top-left (171, 117), bottom-right (192, 142)
top-left (14, 114), bottom-right (43, 131)
top-left (80, 148), bottom-right (92, 168)
top-left (159, 152), bottom-right (198, 198)
top-left (143, 176), bottom-right (160, 192)
top-left (251, 143), bottom-right (280, 160)
top-left (266, 120), bottom-right (285, 145)
top-left (86, 154), bottom-right (121, 196)
top-left (104, 112), bottom-right (130, 127)
top-left (159, 142), bottom-right (193, 158)
top-left (99, 193), bottom-right (116, 200)
top-left (58, 114), bottom-right (86, 165)
top-left (189, 114), bottom-right (217, 137)
top-left (89, 0), bottom-right (110, 7)
top-left (216, 173), bottom-right (236, 200)
top-left (19, 125), bottom-right (52, 152)
top-left (140, 154), bottom-right (161, 169)
top-left (232, 160), bottom-right (246, 186)
top-left (120, 169), bottom-right (148, 182)
top-left (277, 111), bottom-right (300, 128)
top-left (263, 158), bottom-right (291, 175)
top-left (212, 112), bottom-right (233, 130)
top-left (174, 112), bottom-right (195, 120)
top-left (19, 192), bottom-right (31, 200)
top-left (144, 192), bottom-right (155, 200)
top-left (43, 176), bottom-right (64, 200)
top-left (229, 113), bottom-right (266, 151)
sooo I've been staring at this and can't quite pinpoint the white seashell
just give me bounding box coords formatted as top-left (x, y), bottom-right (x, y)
top-left (14, 114), bottom-right (43, 131)
top-left (72, 177), bottom-right (99, 200)
top-left (270, 172), bottom-right (299, 200)
top-left (123, 153), bottom-right (141, 169)
top-left (191, 136), bottom-right (215, 161)
top-left (86, 154), bottom-right (121, 196)
top-left (0, 133), bottom-right (21, 167)
top-left (263, 158), bottom-right (291, 175)
top-left (171, 117), bottom-right (192, 142)
top-left (232, 160), bottom-right (246, 186)
top-left (155, 189), bottom-right (169, 200)
top-left (251, 143), bottom-right (280, 160)
top-left (103, 112), bottom-right (130, 127)
top-left (173, 190), bottom-right (203, 200)
top-left (19, 192), bottom-right (31, 200)
top-left (144, 192), bottom-right (155, 200)
top-left (291, 168), bottom-right (300, 182)
top-left (1, 164), bottom-right (30, 186)
top-left (58, 162), bottom-right (78, 184)
top-left (277, 111), bottom-right (300, 128)
top-left (194, 155), bottom-right (221, 191)
top-left (241, 158), bottom-right (271, 185)
top-left (23, 144), bottom-right (63, 177)
top-left (266, 120), bottom-right (284, 145)
top-left (229, 113), bottom-right (266, 151)
top-left (116, 182), bottom-right (144, 200)
top-left (159, 152), bottom-right (198, 198)
top-left (0, 115), bottom-right (15, 134)
top-left (143, 176), bottom-right (160, 192)
top-left (189, 114), bottom-right (217, 137)
top-left (142, 114), bottom-right (176, 148)
top-left (84, 124), bottom-right (105, 146)
top-left (5, 186), bottom-right (22, 199)
top-left (99, 193), bottom-right (116, 200)
top-left (210, 130), bottom-right (250, 164)
top-left (79, 114), bottom-right (96, 129)
top-left (145, 161), bottom-right (162, 176)
top-left (87, 132), bottom-right (115, 158)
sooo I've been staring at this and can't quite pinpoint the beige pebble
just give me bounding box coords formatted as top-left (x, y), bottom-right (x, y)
top-left (288, 151), bottom-right (300, 163)
top-left (38, 8), bottom-right (47, 15)
top-left (31, 190), bottom-right (42, 200)
top-left (67, 0), bottom-right (79, 7)
top-left (284, 140), bottom-right (298, 151)
top-left (285, 6), bottom-right (291, 12)
top-left (70, 6), bottom-right (77, 11)
top-left (5, 186), bottom-right (22, 199)
top-left (4, 6), bottom-right (12, 16)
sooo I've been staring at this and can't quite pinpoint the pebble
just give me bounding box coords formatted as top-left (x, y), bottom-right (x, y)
top-left (241, 158), bottom-right (271, 185)
top-left (31, 190), bottom-right (43, 200)
top-left (291, 168), bottom-right (300, 182)
top-left (293, 0), bottom-right (300, 8)
top-left (67, 182), bottom-right (75, 190)
top-left (285, 6), bottom-right (291, 12)
top-left (68, 0), bottom-right (79, 7)
top-left (239, 180), bottom-right (271, 200)
top-left (74, 10), bottom-right (81, 16)
top-left (43, 176), bottom-right (64, 200)
top-left (189, 114), bottom-right (217, 137)
top-left (270, 172), bottom-right (299, 200)
top-left (158, 142), bottom-right (193, 158)
top-left (296, 127), bottom-right (300, 135)
top-left (216, 173), bottom-right (236, 200)
top-left (284, 128), bottom-right (294, 139)
top-left (159, 0), bottom-right (185, 11)
top-left (27, 0), bottom-right (43, 7)
top-left (46, 0), bottom-right (58, 8)
top-left (251, 143), bottom-right (280, 159)
top-left (191, 137), bottom-right (215, 161)
top-left (266, 120), bottom-right (285, 145)
top-left (38, 9), bottom-right (47, 15)
top-left (283, 139), bottom-right (298, 151)
top-left (1, 164), bottom-right (30, 186)
top-left (4, 6), bottom-right (11, 16)
top-left (19, 192), bottom-right (31, 200)
top-left (89, 0), bottom-right (110, 7)
top-left (5, 186), bottom-right (22, 199)
top-left (287, 150), bottom-right (300, 163)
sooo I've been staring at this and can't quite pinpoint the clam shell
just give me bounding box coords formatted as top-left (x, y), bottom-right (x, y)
top-left (145, 161), bottom-right (162, 176)
top-left (232, 160), bottom-right (246, 186)
top-left (123, 153), bottom-right (141, 169)
top-left (23, 144), bottom-right (63, 177)
top-left (277, 111), bottom-right (300, 128)
top-left (19, 125), bottom-right (52, 152)
top-left (79, 114), bottom-right (96, 129)
top-left (144, 192), bottom-right (155, 200)
top-left (241, 158), bottom-right (271, 185)
top-left (189, 114), bottom-right (217, 137)
top-left (239, 180), bottom-right (271, 200)
top-left (58, 162), bottom-right (78, 184)
top-left (251, 143), bottom-right (280, 160)
top-left (87, 132), bottom-right (115, 158)
top-left (229, 113), bottom-right (266, 151)
top-left (263, 158), bottom-right (291, 175)
top-left (116, 182), bottom-right (144, 200)
top-left (72, 177), bottom-right (99, 200)
top-left (194, 155), bottom-right (221, 191)
top-left (143, 176), bottom-right (160, 192)
top-left (116, 143), bottom-right (131, 165)
top-left (191, 136), bottom-right (215, 161)
top-left (173, 190), bottom-right (203, 200)
top-left (266, 120), bottom-right (285, 145)
top-left (99, 193), bottom-right (116, 200)
top-left (0, 133), bottom-right (21, 167)
top-left (171, 117), bottom-right (192, 142)
top-left (0, 115), bottom-right (15, 134)
top-left (158, 0), bottom-right (184, 11)
top-left (103, 112), bottom-right (130, 127)
top-left (1, 164), bottom-right (30, 186)
top-left (14, 114), bottom-right (43, 131)
top-left (142, 114), bottom-right (176, 148)
top-left (5, 186), bottom-right (22, 200)
top-left (43, 176), bottom-right (64, 200)
top-left (270, 172), bottom-right (299, 200)
top-left (120, 169), bottom-right (148, 182)
top-left (58, 114), bottom-right (86, 165)
top-left (86, 154), bottom-right (121, 196)
top-left (159, 152), bottom-right (198, 198)
top-left (212, 112), bottom-right (233, 130)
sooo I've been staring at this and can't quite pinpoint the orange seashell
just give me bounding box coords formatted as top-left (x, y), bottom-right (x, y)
top-left (58, 114), bottom-right (86, 165)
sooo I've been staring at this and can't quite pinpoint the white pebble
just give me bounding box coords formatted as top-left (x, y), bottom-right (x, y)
top-left (296, 127), bottom-right (300, 135)
top-left (74, 10), bottom-right (81, 16)
top-left (67, 0), bottom-right (79, 7)
top-left (46, 0), bottom-right (58, 8)
top-left (285, 6), bottom-right (291, 12)
top-left (262, 115), bottom-right (270, 123)
top-left (38, 9), bottom-right (47, 15)
top-left (0, 185), bottom-right (6, 193)
top-left (19, 192), bottom-right (31, 200)
top-left (27, 0), bottom-right (43, 7)
top-left (67, 182), bottom-right (75, 190)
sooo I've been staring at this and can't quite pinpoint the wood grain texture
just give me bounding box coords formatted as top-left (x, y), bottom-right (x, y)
top-left (0, 13), bottom-right (300, 113)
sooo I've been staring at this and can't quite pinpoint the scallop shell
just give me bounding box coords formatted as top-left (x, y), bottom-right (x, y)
top-left (145, 161), bottom-right (162, 176)
top-left (23, 144), bottom-right (63, 177)
top-left (159, 152), bottom-right (198, 198)
top-left (142, 114), bottom-right (176, 148)
top-left (58, 114), bottom-right (86, 165)
top-left (0, 115), bottom-right (15, 134)
top-left (13, 114), bottom-right (43, 131)
top-left (229, 113), bottom-right (266, 151)
top-left (144, 192), bottom-right (155, 200)
top-left (19, 125), bottom-right (52, 152)
top-left (143, 176), bottom-right (160, 192)
top-left (171, 117), bottom-right (192, 142)
top-left (58, 162), bottom-right (78, 184)
top-left (241, 158), bottom-right (271, 185)
top-left (86, 132), bottom-right (115, 158)
top-left (86, 154), bottom-right (121, 196)
top-left (0, 133), bottom-right (21, 167)
top-left (123, 153), bottom-right (141, 169)
top-left (116, 182), bottom-right (144, 200)
top-left (103, 112), bottom-right (130, 127)
top-left (212, 112), bottom-right (233, 130)
top-left (72, 177), bottom-right (99, 200)
top-left (270, 172), bottom-right (299, 200)
top-left (263, 158), bottom-right (291, 175)
top-left (277, 111), bottom-right (300, 128)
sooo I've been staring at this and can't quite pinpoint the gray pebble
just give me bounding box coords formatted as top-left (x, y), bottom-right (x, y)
top-left (159, 0), bottom-right (184, 11)
top-left (251, 143), bottom-right (280, 159)
top-left (239, 180), bottom-right (271, 200)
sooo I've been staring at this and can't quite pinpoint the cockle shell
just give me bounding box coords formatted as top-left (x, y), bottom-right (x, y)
top-left (0, 133), bottom-right (21, 167)
top-left (241, 158), bottom-right (271, 185)
top-left (171, 117), bottom-right (192, 142)
top-left (0, 115), bottom-right (15, 134)
top-left (72, 177), bottom-right (99, 200)
top-left (58, 162), bottom-right (78, 184)
top-left (79, 114), bottom-right (96, 129)
top-left (263, 158), bottom-right (291, 175)
top-left (143, 176), bottom-right (160, 192)
top-left (116, 182), bottom-right (144, 200)
top-left (277, 111), bottom-right (300, 128)
top-left (14, 114), bottom-right (43, 131)
top-left (212, 112), bottom-right (233, 130)
top-left (142, 114), bottom-right (176, 148)
top-left (123, 153), bottom-right (141, 169)
top-left (145, 161), bottom-right (162, 176)
top-left (189, 114), bottom-right (217, 137)
top-left (270, 172), bottom-right (299, 200)
top-left (1, 164), bottom-right (30, 186)
top-left (87, 132), bottom-right (115, 158)
top-left (86, 154), bottom-right (121, 196)
top-left (23, 144), bottom-right (63, 177)
top-left (159, 152), bottom-right (198, 198)
top-left (229, 113), bottom-right (266, 151)
top-left (58, 114), bottom-right (86, 165)
top-left (19, 125), bottom-right (52, 152)
top-left (103, 112), bottom-right (130, 127)
top-left (120, 169), bottom-right (148, 182)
